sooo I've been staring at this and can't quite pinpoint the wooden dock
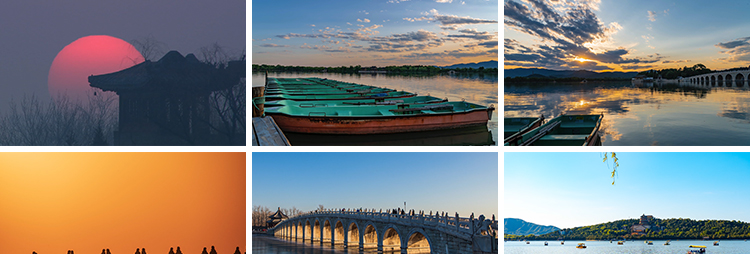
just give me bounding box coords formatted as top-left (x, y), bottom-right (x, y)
top-left (252, 116), bottom-right (291, 146)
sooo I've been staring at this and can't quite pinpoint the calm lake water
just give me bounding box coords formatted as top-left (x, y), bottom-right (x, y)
top-left (252, 72), bottom-right (498, 145)
top-left (504, 81), bottom-right (750, 145)
top-left (253, 234), bottom-right (383, 254)
top-left (506, 240), bottom-right (748, 254)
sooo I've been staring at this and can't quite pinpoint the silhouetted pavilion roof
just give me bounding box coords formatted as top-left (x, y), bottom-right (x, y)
top-left (89, 50), bottom-right (244, 93)
top-left (268, 207), bottom-right (288, 220)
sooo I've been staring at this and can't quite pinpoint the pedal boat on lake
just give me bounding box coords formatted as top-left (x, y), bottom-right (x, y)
top-left (264, 91), bottom-right (416, 101)
top-left (504, 114), bottom-right (603, 146)
top-left (576, 243), bottom-right (586, 249)
top-left (688, 245), bottom-right (706, 253)
top-left (617, 241), bottom-right (624, 245)
top-left (503, 116), bottom-right (544, 144)
top-left (264, 101), bottom-right (494, 134)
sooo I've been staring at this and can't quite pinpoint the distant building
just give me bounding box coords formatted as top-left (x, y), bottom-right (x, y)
top-left (631, 214), bottom-right (654, 235)
top-left (266, 207), bottom-right (288, 228)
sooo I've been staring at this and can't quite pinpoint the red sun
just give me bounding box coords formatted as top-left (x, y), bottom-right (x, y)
top-left (48, 35), bottom-right (145, 100)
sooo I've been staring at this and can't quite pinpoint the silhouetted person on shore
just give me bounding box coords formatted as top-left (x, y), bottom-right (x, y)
top-left (234, 247), bottom-right (241, 254)
top-left (202, 247), bottom-right (209, 254)
top-left (168, 247), bottom-right (175, 254)
top-left (32, 252), bottom-right (37, 254)
top-left (175, 246), bottom-right (183, 254)
top-left (135, 248), bottom-right (141, 254)
top-left (209, 246), bottom-right (217, 254)
top-left (142, 248), bottom-right (147, 254)
top-left (107, 249), bottom-right (111, 254)
top-left (102, 249), bottom-right (106, 254)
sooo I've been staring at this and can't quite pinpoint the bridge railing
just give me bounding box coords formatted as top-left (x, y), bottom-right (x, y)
top-left (271, 208), bottom-right (494, 237)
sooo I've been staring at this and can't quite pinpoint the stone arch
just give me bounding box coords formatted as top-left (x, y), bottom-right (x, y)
top-left (314, 219), bottom-right (321, 243)
top-left (711, 75), bottom-right (716, 83)
top-left (334, 220), bottom-right (346, 245)
top-left (297, 221), bottom-right (303, 240)
top-left (718, 75), bottom-right (723, 83)
top-left (727, 74), bottom-right (733, 83)
top-left (305, 220), bottom-right (312, 241)
top-left (363, 223), bottom-right (379, 249)
top-left (382, 225), bottom-right (402, 253)
top-left (348, 221), bottom-right (360, 248)
top-left (701, 76), bottom-right (705, 84)
top-left (323, 219), bottom-right (332, 244)
top-left (406, 229), bottom-right (433, 254)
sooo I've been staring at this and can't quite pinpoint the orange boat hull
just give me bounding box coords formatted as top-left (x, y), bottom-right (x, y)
top-left (268, 110), bottom-right (492, 134)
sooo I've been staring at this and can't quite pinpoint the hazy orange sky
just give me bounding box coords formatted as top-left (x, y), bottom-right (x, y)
top-left (0, 153), bottom-right (245, 254)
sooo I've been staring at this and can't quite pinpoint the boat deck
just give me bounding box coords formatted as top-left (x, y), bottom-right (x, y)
top-left (252, 116), bottom-right (291, 146)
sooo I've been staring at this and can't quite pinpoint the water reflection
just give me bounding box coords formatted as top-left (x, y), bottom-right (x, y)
top-left (504, 81), bottom-right (750, 145)
top-left (253, 235), bottom-right (382, 254)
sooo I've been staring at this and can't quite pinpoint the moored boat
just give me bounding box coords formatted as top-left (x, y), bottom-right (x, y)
top-left (264, 96), bottom-right (447, 108)
top-left (503, 116), bottom-right (544, 144)
top-left (265, 101), bottom-right (494, 134)
top-left (617, 241), bottom-right (624, 245)
top-left (505, 114), bottom-right (603, 146)
top-left (576, 243), bottom-right (586, 249)
top-left (713, 241), bottom-right (719, 246)
top-left (544, 241), bottom-right (548, 246)
top-left (664, 240), bottom-right (670, 245)
top-left (264, 91), bottom-right (416, 101)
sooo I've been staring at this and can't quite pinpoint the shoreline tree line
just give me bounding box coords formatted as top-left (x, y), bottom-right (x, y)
top-left (505, 218), bottom-right (750, 241)
top-left (251, 64), bottom-right (498, 74)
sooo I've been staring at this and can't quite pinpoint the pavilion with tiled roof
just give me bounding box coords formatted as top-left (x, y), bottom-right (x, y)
top-left (89, 51), bottom-right (244, 145)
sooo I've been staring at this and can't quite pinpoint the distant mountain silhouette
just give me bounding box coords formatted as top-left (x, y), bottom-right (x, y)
top-left (505, 218), bottom-right (561, 235)
top-left (440, 60), bottom-right (498, 69)
top-left (504, 68), bottom-right (638, 79)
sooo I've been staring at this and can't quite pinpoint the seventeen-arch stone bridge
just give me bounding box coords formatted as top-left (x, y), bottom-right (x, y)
top-left (267, 209), bottom-right (498, 254)
top-left (682, 69), bottom-right (750, 87)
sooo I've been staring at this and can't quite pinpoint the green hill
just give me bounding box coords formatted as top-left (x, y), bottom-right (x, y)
top-left (505, 218), bottom-right (750, 240)
top-left (504, 218), bottom-right (560, 236)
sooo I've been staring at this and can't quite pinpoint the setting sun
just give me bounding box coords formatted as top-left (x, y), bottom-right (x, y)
top-left (48, 35), bottom-right (144, 100)
top-left (574, 56), bottom-right (593, 63)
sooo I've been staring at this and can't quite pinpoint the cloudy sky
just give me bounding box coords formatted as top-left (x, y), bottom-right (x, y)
top-left (504, 0), bottom-right (750, 72)
top-left (0, 1), bottom-right (244, 104)
top-left (252, 0), bottom-right (498, 67)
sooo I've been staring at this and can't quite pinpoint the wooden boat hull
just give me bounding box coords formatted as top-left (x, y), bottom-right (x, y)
top-left (503, 116), bottom-right (544, 144)
top-left (505, 114), bottom-right (602, 146)
top-left (268, 109), bottom-right (492, 134)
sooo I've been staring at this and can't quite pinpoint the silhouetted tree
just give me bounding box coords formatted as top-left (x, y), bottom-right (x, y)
top-left (198, 43), bottom-right (245, 145)
top-left (131, 35), bottom-right (167, 61)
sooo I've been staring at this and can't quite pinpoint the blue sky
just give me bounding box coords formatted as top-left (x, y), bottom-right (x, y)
top-left (252, 0), bottom-right (498, 67)
top-left (505, 0), bottom-right (750, 72)
top-left (252, 152), bottom-right (498, 218)
top-left (505, 152), bottom-right (750, 229)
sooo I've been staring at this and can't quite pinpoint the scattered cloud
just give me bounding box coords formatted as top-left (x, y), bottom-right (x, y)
top-left (647, 11), bottom-right (656, 22)
top-left (436, 0), bottom-right (452, 3)
top-left (434, 14), bottom-right (497, 25)
top-left (716, 37), bottom-right (750, 62)
top-left (357, 18), bottom-right (371, 23)
top-left (387, 0), bottom-right (410, 3)
top-left (311, 24), bottom-right (316, 27)
top-left (259, 43), bottom-right (290, 48)
top-left (504, 0), bottom-right (657, 70)
top-left (359, 10), bottom-right (369, 15)
top-left (447, 29), bottom-right (495, 40)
